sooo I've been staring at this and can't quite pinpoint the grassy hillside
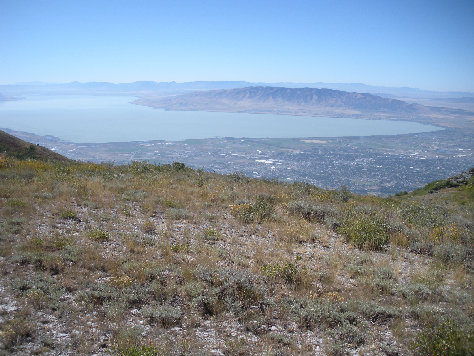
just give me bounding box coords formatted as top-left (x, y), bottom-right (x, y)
top-left (0, 130), bottom-right (70, 162)
top-left (0, 152), bottom-right (472, 354)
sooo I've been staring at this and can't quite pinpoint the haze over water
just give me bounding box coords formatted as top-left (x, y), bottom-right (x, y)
top-left (0, 96), bottom-right (441, 143)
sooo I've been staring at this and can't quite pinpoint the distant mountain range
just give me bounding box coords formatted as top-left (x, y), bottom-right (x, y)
top-left (0, 93), bottom-right (16, 101)
top-left (135, 86), bottom-right (474, 129)
top-left (1, 81), bottom-right (473, 99)
top-left (0, 81), bottom-right (252, 97)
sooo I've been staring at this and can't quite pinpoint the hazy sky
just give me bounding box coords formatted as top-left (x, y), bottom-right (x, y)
top-left (1, 0), bottom-right (473, 91)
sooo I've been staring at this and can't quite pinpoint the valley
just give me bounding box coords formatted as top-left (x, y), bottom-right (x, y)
top-left (8, 127), bottom-right (473, 196)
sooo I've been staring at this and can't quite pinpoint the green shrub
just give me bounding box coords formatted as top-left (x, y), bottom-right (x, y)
top-left (352, 301), bottom-right (400, 323)
top-left (336, 185), bottom-right (352, 202)
top-left (330, 321), bottom-right (365, 346)
top-left (111, 327), bottom-right (163, 355)
top-left (11, 275), bottom-right (66, 310)
top-left (6, 198), bottom-right (26, 208)
top-left (230, 195), bottom-right (275, 223)
top-left (291, 297), bottom-right (367, 346)
top-left (362, 266), bottom-right (395, 295)
top-left (269, 333), bottom-right (293, 347)
top-left (261, 261), bottom-right (305, 285)
top-left (76, 282), bottom-right (117, 306)
top-left (170, 242), bottom-right (190, 253)
top-left (252, 194), bottom-right (276, 222)
top-left (60, 209), bottom-right (77, 220)
top-left (192, 291), bottom-right (226, 317)
top-left (88, 229), bottom-right (110, 241)
top-left (414, 320), bottom-right (473, 355)
top-left (128, 161), bottom-right (153, 174)
top-left (338, 211), bottom-right (389, 250)
top-left (413, 179), bottom-right (460, 195)
top-left (115, 345), bottom-right (162, 356)
top-left (0, 217), bottom-right (24, 235)
top-left (229, 202), bottom-right (254, 223)
top-left (203, 228), bottom-right (220, 241)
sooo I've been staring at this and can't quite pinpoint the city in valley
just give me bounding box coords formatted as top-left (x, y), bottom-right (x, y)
top-left (9, 126), bottom-right (473, 195)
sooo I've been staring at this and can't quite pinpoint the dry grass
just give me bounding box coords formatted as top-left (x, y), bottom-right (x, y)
top-left (0, 157), bottom-right (472, 355)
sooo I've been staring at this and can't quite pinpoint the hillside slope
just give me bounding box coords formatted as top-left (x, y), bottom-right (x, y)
top-left (136, 86), bottom-right (474, 128)
top-left (0, 130), bottom-right (70, 162)
top-left (0, 150), bottom-right (472, 354)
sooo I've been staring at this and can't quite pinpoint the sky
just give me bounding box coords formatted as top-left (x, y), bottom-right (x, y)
top-left (1, 0), bottom-right (474, 91)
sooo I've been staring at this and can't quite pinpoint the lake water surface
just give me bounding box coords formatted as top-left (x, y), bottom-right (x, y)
top-left (0, 95), bottom-right (441, 143)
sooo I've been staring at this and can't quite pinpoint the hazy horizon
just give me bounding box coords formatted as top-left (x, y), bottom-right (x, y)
top-left (2, 80), bottom-right (474, 94)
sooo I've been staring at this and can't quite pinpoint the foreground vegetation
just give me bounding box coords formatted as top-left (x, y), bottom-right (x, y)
top-left (0, 151), bottom-right (472, 355)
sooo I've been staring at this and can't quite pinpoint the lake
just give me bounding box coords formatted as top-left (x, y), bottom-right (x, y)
top-left (0, 95), bottom-right (441, 143)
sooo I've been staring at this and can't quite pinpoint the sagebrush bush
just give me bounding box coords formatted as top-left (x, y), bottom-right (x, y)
top-left (142, 220), bottom-right (156, 234)
top-left (399, 202), bottom-right (446, 228)
top-left (165, 208), bottom-right (190, 220)
top-left (142, 304), bottom-right (182, 328)
top-left (230, 194), bottom-right (275, 223)
top-left (286, 200), bottom-right (329, 223)
top-left (433, 242), bottom-right (466, 264)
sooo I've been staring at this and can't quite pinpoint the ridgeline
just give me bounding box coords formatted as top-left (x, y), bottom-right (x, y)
top-left (135, 86), bottom-right (474, 128)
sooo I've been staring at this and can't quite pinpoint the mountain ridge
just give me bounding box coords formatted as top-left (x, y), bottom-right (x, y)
top-left (135, 86), bottom-right (474, 128)
top-left (1, 81), bottom-right (473, 99)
